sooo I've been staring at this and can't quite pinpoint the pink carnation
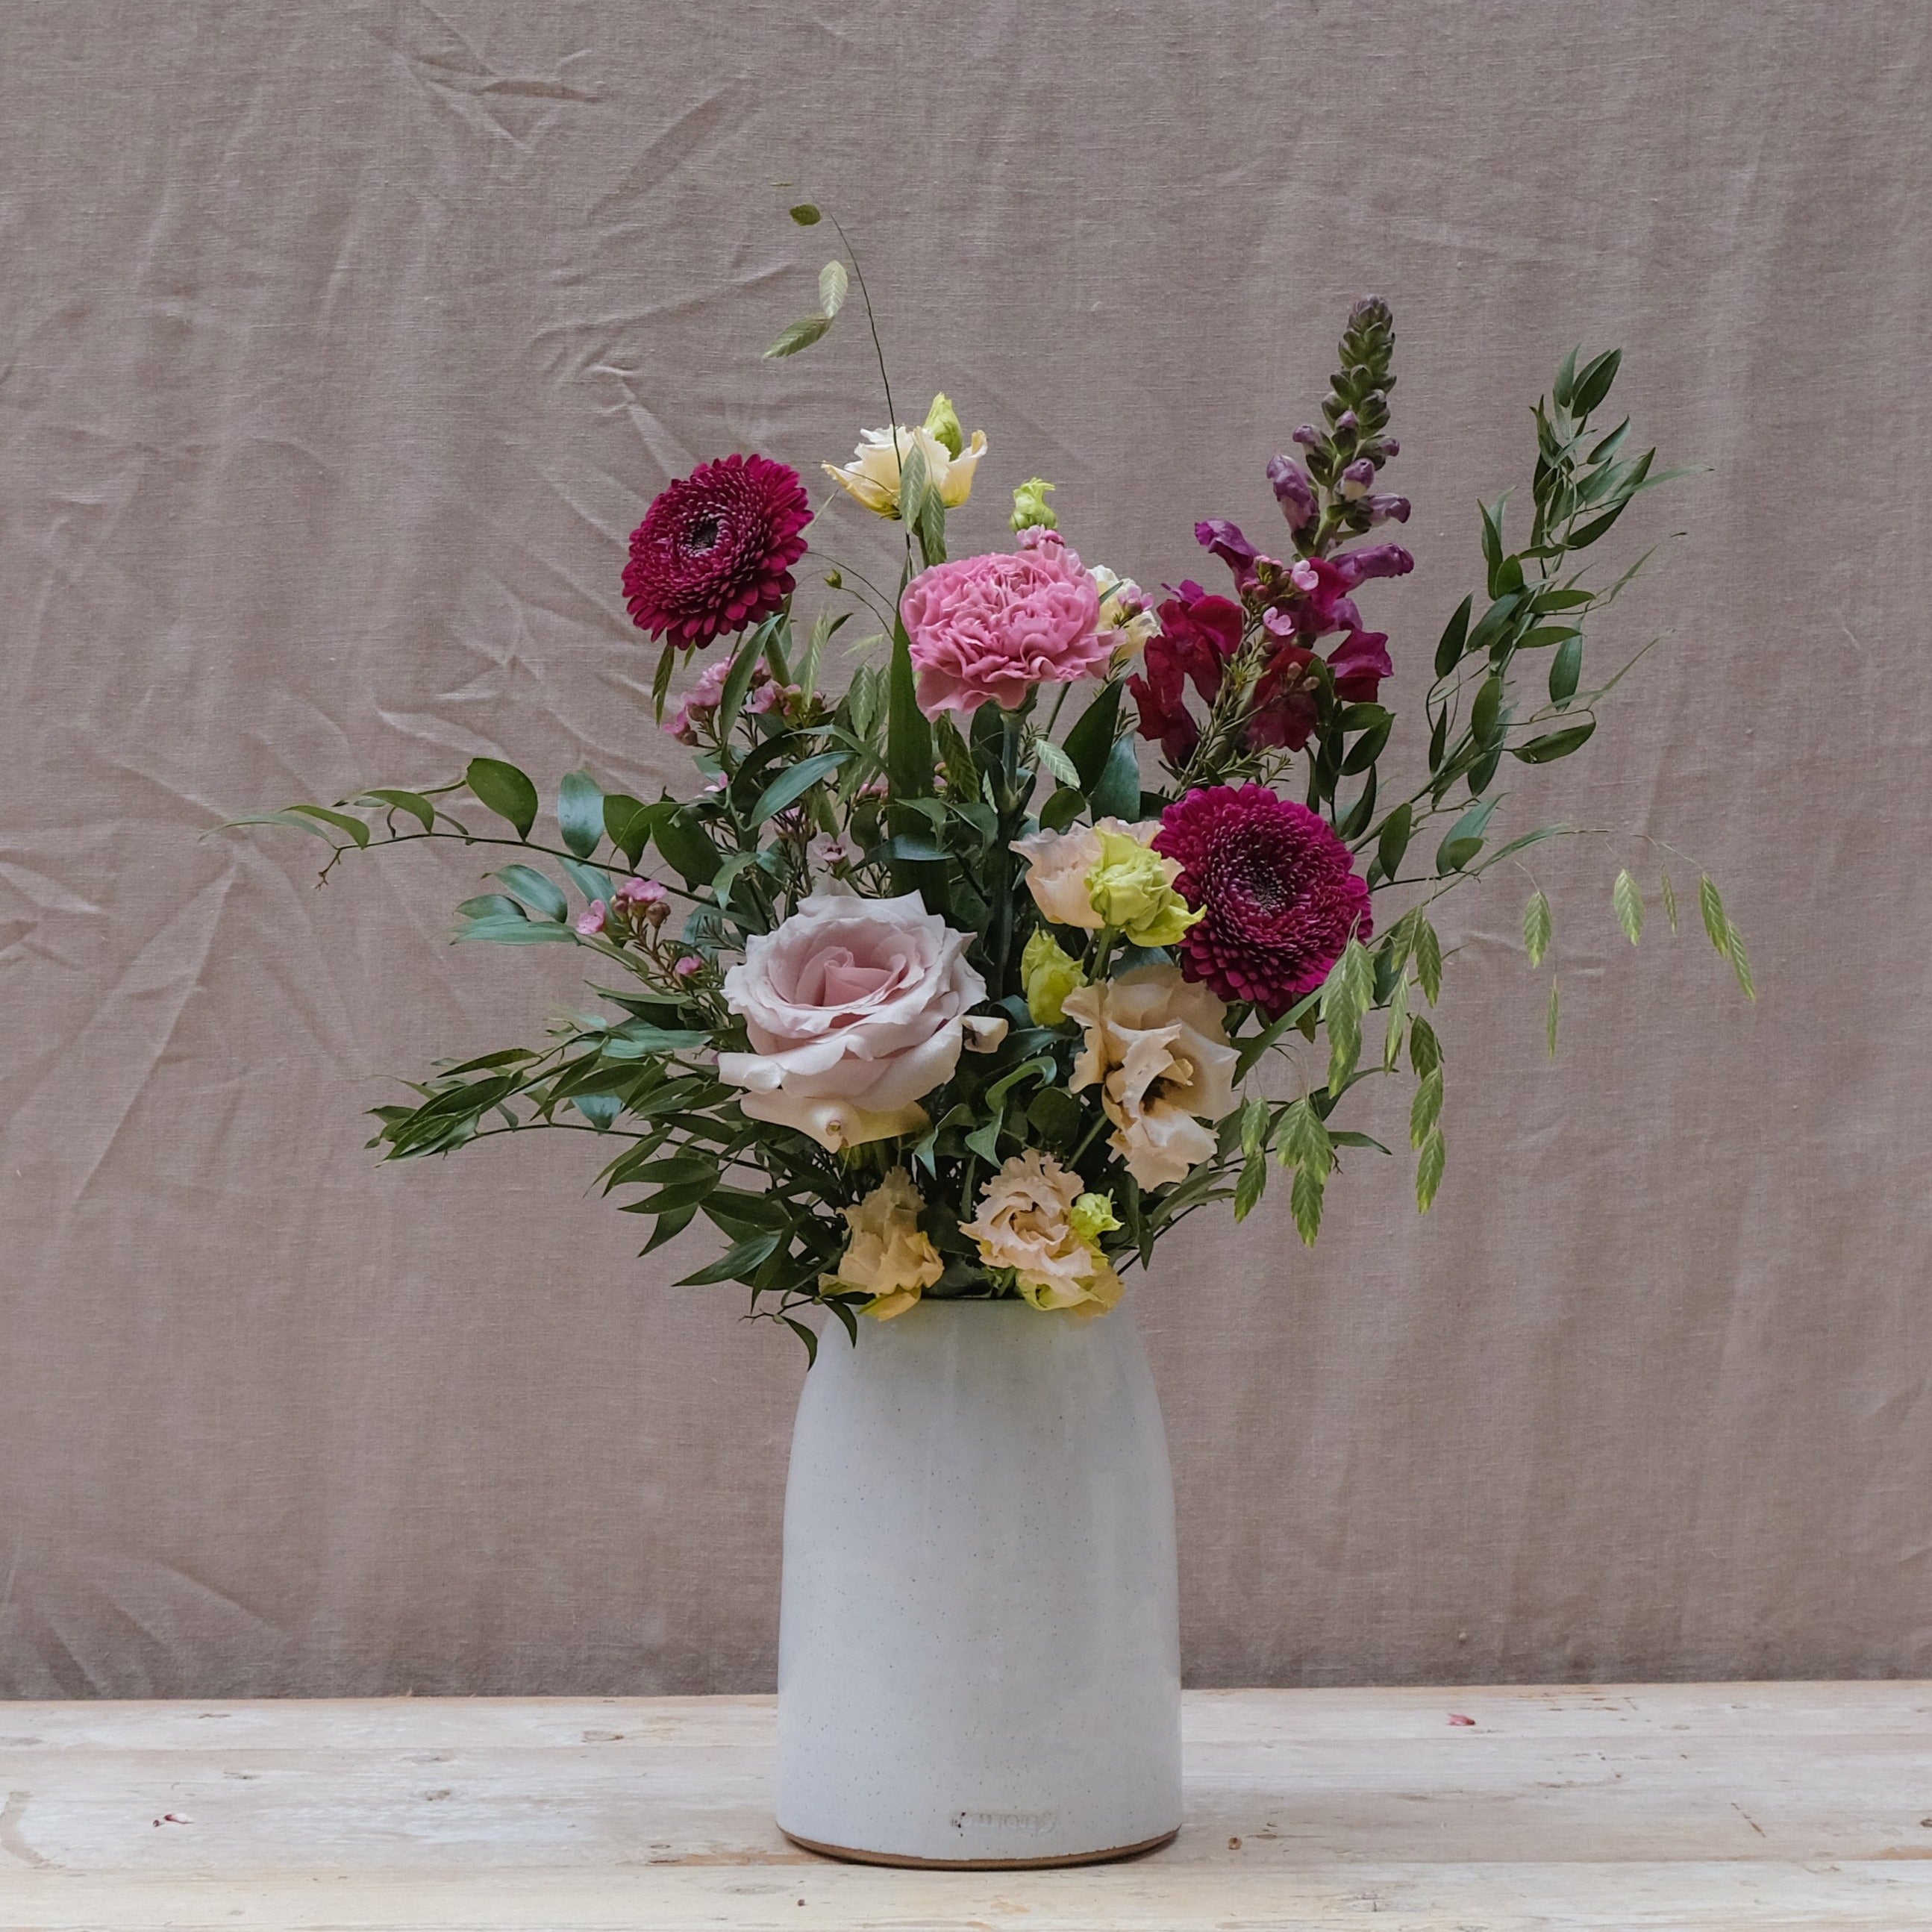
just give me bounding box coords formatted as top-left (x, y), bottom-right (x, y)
top-left (899, 543), bottom-right (1109, 719)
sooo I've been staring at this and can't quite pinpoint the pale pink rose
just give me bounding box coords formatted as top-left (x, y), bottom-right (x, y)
top-left (1062, 965), bottom-right (1239, 1188)
top-left (718, 887), bottom-right (987, 1151)
top-left (899, 542), bottom-right (1110, 718)
top-left (1010, 818), bottom-right (1161, 931)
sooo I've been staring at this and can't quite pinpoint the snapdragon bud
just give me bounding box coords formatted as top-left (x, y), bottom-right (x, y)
top-left (1265, 453), bottom-right (1317, 530)
top-left (1339, 458), bottom-right (1376, 501)
top-left (1291, 423), bottom-right (1323, 450)
top-left (1366, 493), bottom-right (1411, 525)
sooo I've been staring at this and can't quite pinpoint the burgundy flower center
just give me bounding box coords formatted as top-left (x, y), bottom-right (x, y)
top-left (685, 515), bottom-right (721, 554)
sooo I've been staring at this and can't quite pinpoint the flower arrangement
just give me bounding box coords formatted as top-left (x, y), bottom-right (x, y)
top-left (233, 206), bottom-right (1751, 1354)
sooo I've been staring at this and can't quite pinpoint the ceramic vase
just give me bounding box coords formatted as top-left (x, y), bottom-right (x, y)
top-left (775, 1295), bottom-right (1181, 1868)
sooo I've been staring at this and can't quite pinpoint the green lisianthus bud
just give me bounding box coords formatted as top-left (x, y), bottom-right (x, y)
top-left (922, 392), bottom-right (965, 460)
top-left (1021, 926), bottom-right (1087, 1026)
top-left (1069, 1192), bottom-right (1120, 1251)
top-left (1010, 476), bottom-right (1058, 534)
top-left (1085, 829), bottom-right (1202, 948)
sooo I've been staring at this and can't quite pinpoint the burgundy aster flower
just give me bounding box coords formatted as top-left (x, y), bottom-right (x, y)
top-left (622, 454), bottom-right (812, 649)
top-left (1155, 784), bottom-right (1372, 1016)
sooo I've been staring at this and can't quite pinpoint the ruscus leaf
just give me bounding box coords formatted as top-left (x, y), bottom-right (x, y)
top-left (466, 758), bottom-right (540, 839)
top-left (557, 770), bottom-right (604, 858)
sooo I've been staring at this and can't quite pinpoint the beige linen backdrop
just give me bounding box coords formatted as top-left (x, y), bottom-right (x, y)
top-left (2, 1), bottom-right (1928, 1698)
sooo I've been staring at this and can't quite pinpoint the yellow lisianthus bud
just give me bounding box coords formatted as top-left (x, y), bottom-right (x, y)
top-left (1069, 1192), bottom-right (1119, 1249)
top-left (1085, 829), bottom-right (1202, 949)
top-left (923, 392), bottom-right (964, 460)
top-left (1010, 476), bottom-right (1058, 533)
top-left (1022, 926), bottom-right (1087, 1026)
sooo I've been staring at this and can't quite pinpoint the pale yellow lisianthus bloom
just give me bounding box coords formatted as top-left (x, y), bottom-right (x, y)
top-left (823, 401), bottom-right (987, 519)
top-left (1085, 829), bottom-right (1202, 948)
top-left (1062, 966), bottom-right (1239, 1189)
top-left (961, 1151), bottom-right (1123, 1317)
top-left (822, 1168), bottom-right (944, 1321)
top-left (1021, 926), bottom-right (1087, 1025)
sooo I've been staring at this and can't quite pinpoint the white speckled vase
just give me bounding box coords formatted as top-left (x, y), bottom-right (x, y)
top-left (775, 1295), bottom-right (1181, 1869)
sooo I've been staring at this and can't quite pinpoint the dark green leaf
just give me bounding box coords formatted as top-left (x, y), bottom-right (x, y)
top-left (1342, 717), bottom-right (1392, 774)
top-left (1040, 787), bottom-right (1084, 833)
top-left (557, 770), bottom-right (604, 858)
top-left (1470, 675), bottom-right (1504, 746)
top-left (1090, 734), bottom-right (1142, 820)
top-left (603, 795), bottom-right (655, 867)
top-left (1513, 719), bottom-right (1596, 763)
top-left (750, 751), bottom-right (849, 825)
top-left (678, 1230), bottom-right (784, 1287)
top-left (466, 758), bottom-right (539, 839)
top-left (1553, 346), bottom-right (1579, 409)
top-left (454, 915), bottom-right (575, 945)
top-left (789, 203), bottom-right (822, 225)
top-left (652, 810), bottom-right (722, 887)
top-left (561, 857), bottom-right (614, 908)
top-left (1375, 802), bottom-right (1413, 880)
top-left (1433, 594), bottom-right (1474, 678)
top-left (1436, 797), bottom-right (1498, 875)
top-left (1063, 681), bottom-right (1124, 790)
top-left (284, 804), bottom-right (371, 847)
top-left (355, 789), bottom-right (437, 833)
top-left (493, 864), bottom-right (569, 922)
top-left (457, 893), bottom-right (525, 922)
top-left (1548, 634), bottom-right (1584, 705)
top-left (1571, 348), bottom-right (1622, 416)
top-left (574, 1093), bottom-right (621, 1131)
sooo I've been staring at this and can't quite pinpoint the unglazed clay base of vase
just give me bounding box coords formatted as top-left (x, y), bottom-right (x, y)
top-left (780, 1825), bottom-right (1181, 1871)
top-left (775, 1296), bottom-right (1183, 1869)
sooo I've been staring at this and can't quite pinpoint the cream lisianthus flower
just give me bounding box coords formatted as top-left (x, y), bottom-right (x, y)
top-left (824, 413), bottom-right (988, 519)
top-left (1092, 564), bottom-right (1160, 668)
top-left (1061, 965), bottom-right (1239, 1189)
top-left (962, 1151), bottom-right (1123, 1316)
top-left (1010, 818), bottom-right (1145, 931)
top-left (1011, 819), bottom-right (1198, 948)
top-left (824, 1168), bottom-right (944, 1321)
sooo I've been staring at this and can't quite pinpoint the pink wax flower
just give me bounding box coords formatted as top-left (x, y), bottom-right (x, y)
top-left (672, 954), bottom-right (702, 978)
top-left (575, 901), bottom-right (608, 937)
top-left (614, 876), bottom-right (668, 908)
top-left (899, 541), bottom-right (1109, 718)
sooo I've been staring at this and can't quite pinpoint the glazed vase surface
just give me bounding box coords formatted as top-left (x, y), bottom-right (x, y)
top-left (775, 1295), bottom-right (1181, 1868)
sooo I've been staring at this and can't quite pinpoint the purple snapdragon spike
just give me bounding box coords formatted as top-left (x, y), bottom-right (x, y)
top-left (1266, 454), bottom-right (1318, 530)
top-left (1366, 493), bottom-right (1411, 526)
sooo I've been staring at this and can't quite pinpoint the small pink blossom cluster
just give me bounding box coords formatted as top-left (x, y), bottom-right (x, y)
top-left (575, 873), bottom-right (670, 938)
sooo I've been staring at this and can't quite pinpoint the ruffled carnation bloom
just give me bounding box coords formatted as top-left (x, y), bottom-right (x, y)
top-left (962, 1151), bottom-right (1123, 1316)
top-left (825, 421), bottom-right (987, 518)
top-left (1061, 965), bottom-right (1238, 1188)
top-left (899, 540), bottom-right (1110, 718)
top-left (717, 887), bottom-right (985, 1150)
top-left (1155, 784), bottom-right (1371, 1016)
top-left (624, 454), bottom-right (812, 650)
top-left (823, 1168), bottom-right (943, 1322)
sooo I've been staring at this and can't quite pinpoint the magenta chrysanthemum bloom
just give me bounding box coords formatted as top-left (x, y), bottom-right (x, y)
top-left (899, 538), bottom-right (1109, 718)
top-left (1155, 784), bottom-right (1372, 1016)
top-left (623, 454), bottom-right (812, 650)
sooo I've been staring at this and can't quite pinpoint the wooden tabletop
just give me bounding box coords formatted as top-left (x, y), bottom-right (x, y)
top-left (1, 1683), bottom-right (1928, 1928)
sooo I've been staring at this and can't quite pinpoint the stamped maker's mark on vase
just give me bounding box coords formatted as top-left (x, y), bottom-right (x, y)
top-left (951, 1808), bottom-right (1060, 1838)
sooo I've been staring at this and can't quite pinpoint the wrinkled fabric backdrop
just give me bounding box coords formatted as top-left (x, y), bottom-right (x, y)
top-left (1, 0), bottom-right (1927, 1698)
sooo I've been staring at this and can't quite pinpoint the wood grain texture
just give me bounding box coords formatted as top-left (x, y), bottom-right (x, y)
top-left (2, 1684), bottom-right (1930, 1928)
